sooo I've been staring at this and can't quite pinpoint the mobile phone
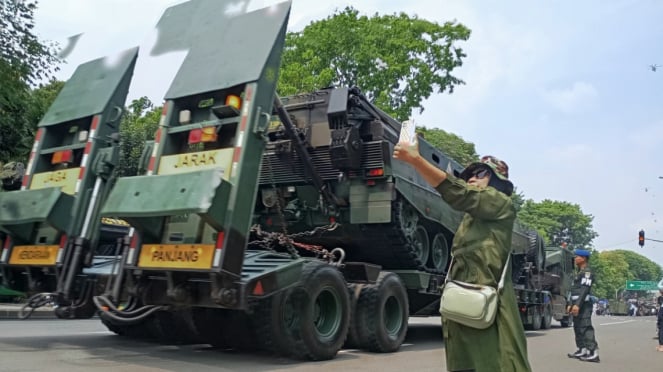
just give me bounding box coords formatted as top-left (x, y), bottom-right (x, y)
top-left (399, 119), bottom-right (416, 144)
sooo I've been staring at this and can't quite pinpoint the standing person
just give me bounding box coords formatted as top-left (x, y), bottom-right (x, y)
top-left (393, 141), bottom-right (532, 372)
top-left (566, 249), bottom-right (600, 362)
top-left (656, 294), bottom-right (663, 352)
top-left (657, 280), bottom-right (663, 352)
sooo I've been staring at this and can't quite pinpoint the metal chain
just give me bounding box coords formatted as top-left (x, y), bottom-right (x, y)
top-left (253, 137), bottom-right (343, 265)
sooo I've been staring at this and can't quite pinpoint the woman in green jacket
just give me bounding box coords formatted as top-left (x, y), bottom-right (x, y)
top-left (393, 140), bottom-right (532, 372)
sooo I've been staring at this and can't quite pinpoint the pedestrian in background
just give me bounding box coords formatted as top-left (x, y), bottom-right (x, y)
top-left (393, 139), bottom-right (532, 372)
top-left (657, 281), bottom-right (663, 352)
top-left (567, 249), bottom-right (600, 362)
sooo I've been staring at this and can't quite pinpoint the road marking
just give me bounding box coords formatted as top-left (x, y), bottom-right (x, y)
top-left (599, 320), bottom-right (636, 326)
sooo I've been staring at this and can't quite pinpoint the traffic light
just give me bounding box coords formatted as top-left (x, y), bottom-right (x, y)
top-left (638, 230), bottom-right (645, 247)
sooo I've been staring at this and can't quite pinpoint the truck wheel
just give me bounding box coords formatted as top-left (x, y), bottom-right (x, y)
top-left (148, 309), bottom-right (202, 345)
top-left (251, 286), bottom-right (304, 357)
top-left (542, 305), bottom-right (553, 329)
top-left (560, 316), bottom-right (572, 328)
top-left (290, 262), bottom-right (351, 361)
top-left (344, 283), bottom-right (363, 349)
top-left (527, 307), bottom-right (542, 330)
top-left (354, 272), bottom-right (409, 353)
top-left (430, 233), bottom-right (450, 272)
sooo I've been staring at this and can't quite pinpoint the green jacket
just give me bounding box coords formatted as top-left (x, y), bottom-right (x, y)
top-left (436, 174), bottom-right (532, 372)
top-left (569, 267), bottom-right (595, 318)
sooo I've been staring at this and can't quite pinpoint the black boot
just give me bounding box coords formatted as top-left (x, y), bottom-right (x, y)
top-left (580, 349), bottom-right (600, 363)
top-left (567, 348), bottom-right (588, 359)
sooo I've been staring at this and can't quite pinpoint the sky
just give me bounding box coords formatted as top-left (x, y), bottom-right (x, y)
top-left (32, 0), bottom-right (663, 267)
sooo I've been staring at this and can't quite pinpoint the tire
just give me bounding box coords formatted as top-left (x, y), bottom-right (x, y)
top-left (354, 272), bottom-right (409, 353)
top-left (560, 316), bottom-right (572, 328)
top-left (526, 231), bottom-right (546, 272)
top-left (532, 307), bottom-right (542, 330)
top-left (289, 261), bottom-right (351, 361)
top-left (148, 309), bottom-right (202, 345)
top-left (343, 283), bottom-right (363, 349)
top-left (251, 287), bottom-right (303, 357)
top-left (542, 304), bottom-right (553, 329)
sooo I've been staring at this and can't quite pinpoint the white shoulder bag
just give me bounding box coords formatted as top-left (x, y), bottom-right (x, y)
top-left (439, 254), bottom-right (510, 329)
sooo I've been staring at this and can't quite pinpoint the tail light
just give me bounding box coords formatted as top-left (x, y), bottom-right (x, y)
top-left (188, 127), bottom-right (218, 144)
top-left (366, 168), bottom-right (384, 177)
top-left (52, 150), bottom-right (73, 164)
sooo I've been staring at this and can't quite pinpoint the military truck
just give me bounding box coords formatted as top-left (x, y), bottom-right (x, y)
top-left (540, 245), bottom-right (575, 327)
top-left (0, 48), bottom-right (136, 319)
top-left (81, 0), bottom-right (561, 361)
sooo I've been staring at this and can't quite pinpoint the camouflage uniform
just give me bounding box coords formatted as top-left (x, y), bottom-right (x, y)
top-left (437, 156), bottom-right (532, 372)
top-left (0, 162), bottom-right (25, 191)
top-left (567, 249), bottom-right (600, 362)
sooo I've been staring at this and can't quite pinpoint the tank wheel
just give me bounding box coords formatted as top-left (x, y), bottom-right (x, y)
top-left (542, 304), bottom-right (553, 329)
top-left (429, 233), bottom-right (450, 272)
top-left (289, 261), bottom-right (351, 361)
top-left (353, 272), bottom-right (409, 353)
top-left (398, 201), bottom-right (419, 236)
top-left (411, 225), bottom-right (430, 266)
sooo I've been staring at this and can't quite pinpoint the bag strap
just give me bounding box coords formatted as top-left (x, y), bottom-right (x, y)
top-left (444, 252), bottom-right (511, 292)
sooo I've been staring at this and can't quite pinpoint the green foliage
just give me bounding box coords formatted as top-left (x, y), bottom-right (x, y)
top-left (590, 249), bottom-right (663, 299)
top-left (590, 250), bottom-right (629, 299)
top-left (510, 187), bottom-right (526, 213)
top-left (278, 6), bottom-right (471, 122)
top-left (1, 0), bottom-right (60, 162)
top-left (117, 97), bottom-right (161, 177)
top-left (415, 126), bottom-right (479, 166)
top-left (517, 199), bottom-right (598, 247)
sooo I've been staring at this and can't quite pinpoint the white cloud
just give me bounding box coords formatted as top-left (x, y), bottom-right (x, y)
top-left (542, 81), bottom-right (599, 114)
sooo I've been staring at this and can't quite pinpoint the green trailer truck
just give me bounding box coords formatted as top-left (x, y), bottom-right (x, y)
top-left (0, 0), bottom-right (563, 361)
top-left (0, 48), bottom-right (136, 319)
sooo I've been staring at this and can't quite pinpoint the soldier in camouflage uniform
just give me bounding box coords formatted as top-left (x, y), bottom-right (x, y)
top-left (567, 249), bottom-right (600, 362)
top-left (0, 161), bottom-right (25, 191)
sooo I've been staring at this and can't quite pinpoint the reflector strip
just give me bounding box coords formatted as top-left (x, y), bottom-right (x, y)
top-left (147, 107), bottom-right (165, 176)
top-left (22, 128), bottom-right (44, 189)
top-left (253, 281), bottom-right (264, 295)
top-left (56, 248), bottom-right (64, 264)
top-left (229, 84), bottom-right (254, 178)
top-left (74, 116), bottom-right (99, 193)
top-left (213, 248), bottom-right (222, 267)
top-left (1, 249), bottom-right (7, 263)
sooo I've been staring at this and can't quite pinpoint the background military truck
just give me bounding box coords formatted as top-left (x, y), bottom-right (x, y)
top-left (0, 48), bottom-right (136, 319)
top-left (540, 244), bottom-right (575, 327)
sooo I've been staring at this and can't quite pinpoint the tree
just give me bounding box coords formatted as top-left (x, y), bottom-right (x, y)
top-left (278, 6), bottom-right (471, 122)
top-left (517, 199), bottom-right (599, 247)
top-left (590, 249), bottom-right (662, 299)
top-left (117, 97), bottom-right (161, 177)
top-left (1, 0), bottom-right (60, 161)
top-left (590, 250), bottom-right (629, 300)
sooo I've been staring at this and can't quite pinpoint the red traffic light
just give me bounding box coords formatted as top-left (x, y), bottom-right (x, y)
top-left (638, 230), bottom-right (645, 247)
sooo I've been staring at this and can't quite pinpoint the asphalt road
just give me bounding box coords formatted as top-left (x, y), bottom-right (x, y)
top-left (0, 315), bottom-right (660, 372)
